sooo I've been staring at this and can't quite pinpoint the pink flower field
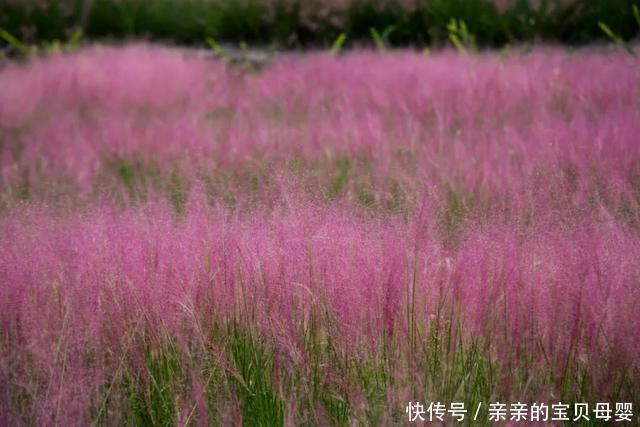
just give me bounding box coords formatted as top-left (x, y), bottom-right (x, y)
top-left (1, 45), bottom-right (639, 425)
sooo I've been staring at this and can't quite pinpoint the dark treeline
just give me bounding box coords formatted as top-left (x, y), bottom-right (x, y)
top-left (1, 0), bottom-right (638, 48)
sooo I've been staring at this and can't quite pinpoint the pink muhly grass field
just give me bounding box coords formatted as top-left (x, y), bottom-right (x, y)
top-left (1, 45), bottom-right (639, 425)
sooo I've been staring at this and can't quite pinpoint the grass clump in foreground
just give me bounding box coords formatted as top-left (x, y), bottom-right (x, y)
top-left (230, 328), bottom-right (284, 426)
top-left (78, 298), bottom-right (639, 425)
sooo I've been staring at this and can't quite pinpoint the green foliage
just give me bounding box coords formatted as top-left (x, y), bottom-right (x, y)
top-left (206, 36), bottom-right (226, 60)
top-left (370, 25), bottom-right (395, 51)
top-left (167, 170), bottom-right (186, 214)
top-left (0, 26), bottom-right (83, 59)
top-left (442, 184), bottom-right (469, 240)
top-left (353, 358), bottom-right (388, 423)
top-left (357, 185), bottom-right (375, 207)
top-left (384, 179), bottom-right (407, 213)
top-left (125, 343), bottom-right (183, 427)
top-left (326, 156), bottom-right (351, 200)
top-left (118, 161), bottom-right (135, 189)
top-left (598, 22), bottom-right (635, 56)
top-left (323, 392), bottom-right (351, 426)
top-left (68, 29), bottom-right (84, 50)
top-left (598, 3), bottom-right (639, 57)
top-left (330, 33), bottom-right (347, 56)
top-left (112, 158), bottom-right (162, 201)
top-left (1, 0), bottom-right (638, 49)
top-left (447, 19), bottom-right (476, 53)
top-left (230, 329), bottom-right (284, 426)
top-left (0, 26), bottom-right (29, 56)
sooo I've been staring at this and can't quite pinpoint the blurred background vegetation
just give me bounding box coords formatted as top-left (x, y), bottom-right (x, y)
top-left (0, 0), bottom-right (638, 50)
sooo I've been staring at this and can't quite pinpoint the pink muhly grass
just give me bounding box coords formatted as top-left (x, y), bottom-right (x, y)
top-left (1, 44), bottom-right (639, 423)
top-left (1, 46), bottom-right (638, 214)
top-left (2, 195), bottom-right (639, 422)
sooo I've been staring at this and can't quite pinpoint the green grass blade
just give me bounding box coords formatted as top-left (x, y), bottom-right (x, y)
top-left (0, 27), bottom-right (28, 55)
top-left (370, 28), bottom-right (384, 51)
top-left (206, 37), bottom-right (226, 59)
top-left (598, 22), bottom-right (635, 56)
top-left (330, 33), bottom-right (347, 56)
